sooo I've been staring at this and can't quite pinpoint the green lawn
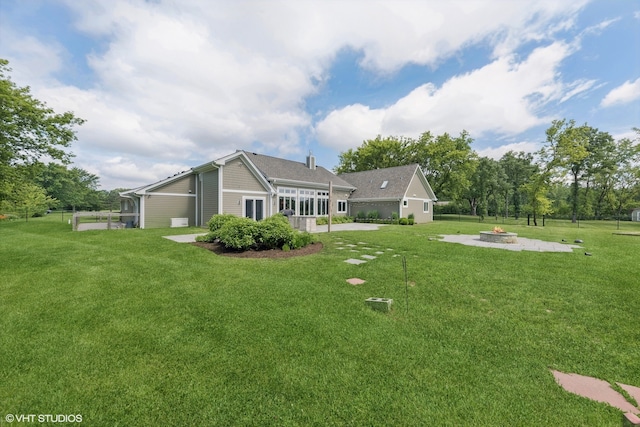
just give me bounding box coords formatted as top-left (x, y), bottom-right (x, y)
top-left (1, 216), bottom-right (639, 426)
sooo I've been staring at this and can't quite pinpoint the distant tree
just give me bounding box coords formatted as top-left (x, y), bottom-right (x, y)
top-left (521, 170), bottom-right (553, 226)
top-left (0, 58), bottom-right (84, 203)
top-left (36, 163), bottom-right (100, 211)
top-left (0, 182), bottom-right (56, 220)
top-left (499, 151), bottom-right (536, 219)
top-left (540, 119), bottom-right (616, 222)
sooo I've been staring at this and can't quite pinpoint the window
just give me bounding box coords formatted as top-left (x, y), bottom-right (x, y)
top-left (423, 201), bottom-right (429, 213)
top-left (278, 188), bottom-right (297, 213)
top-left (403, 199), bottom-right (408, 207)
top-left (337, 200), bottom-right (347, 213)
top-left (298, 190), bottom-right (315, 216)
top-left (317, 191), bottom-right (329, 216)
top-left (244, 198), bottom-right (264, 221)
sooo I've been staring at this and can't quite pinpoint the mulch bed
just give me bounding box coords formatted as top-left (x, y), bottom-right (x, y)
top-left (190, 241), bottom-right (324, 258)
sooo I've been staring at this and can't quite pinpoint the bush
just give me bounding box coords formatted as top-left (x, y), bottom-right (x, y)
top-left (207, 213), bottom-right (237, 233)
top-left (367, 210), bottom-right (379, 219)
top-left (316, 216), bottom-right (354, 225)
top-left (217, 217), bottom-right (259, 251)
top-left (292, 231), bottom-right (315, 249)
top-left (399, 218), bottom-right (409, 225)
top-left (195, 233), bottom-right (217, 243)
top-left (356, 211), bottom-right (366, 219)
top-left (255, 214), bottom-right (295, 249)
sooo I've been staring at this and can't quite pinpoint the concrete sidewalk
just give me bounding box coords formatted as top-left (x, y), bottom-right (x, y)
top-left (440, 234), bottom-right (582, 253)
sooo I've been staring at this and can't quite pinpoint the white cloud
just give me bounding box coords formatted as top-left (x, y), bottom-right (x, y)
top-left (600, 77), bottom-right (640, 108)
top-left (0, 0), bottom-right (592, 188)
top-left (316, 42), bottom-right (578, 150)
top-left (477, 141), bottom-right (540, 160)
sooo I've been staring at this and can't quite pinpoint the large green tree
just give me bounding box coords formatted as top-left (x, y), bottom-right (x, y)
top-left (540, 119), bottom-right (616, 222)
top-left (36, 163), bottom-right (100, 211)
top-left (0, 58), bottom-right (84, 204)
top-left (415, 130), bottom-right (477, 202)
top-left (334, 135), bottom-right (413, 174)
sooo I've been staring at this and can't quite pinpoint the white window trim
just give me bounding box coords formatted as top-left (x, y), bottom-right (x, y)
top-left (242, 196), bottom-right (266, 220)
top-left (337, 200), bottom-right (347, 213)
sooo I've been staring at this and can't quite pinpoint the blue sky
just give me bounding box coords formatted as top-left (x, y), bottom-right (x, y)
top-left (1, 0), bottom-right (639, 190)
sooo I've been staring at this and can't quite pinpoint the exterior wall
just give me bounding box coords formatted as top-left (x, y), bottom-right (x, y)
top-left (402, 172), bottom-right (434, 223)
top-left (349, 201), bottom-right (400, 219)
top-left (403, 198), bottom-right (432, 223)
top-left (143, 194), bottom-right (196, 228)
top-left (223, 158), bottom-right (265, 192)
top-left (332, 189), bottom-right (351, 217)
top-left (199, 170), bottom-right (219, 226)
top-left (152, 175), bottom-right (196, 194)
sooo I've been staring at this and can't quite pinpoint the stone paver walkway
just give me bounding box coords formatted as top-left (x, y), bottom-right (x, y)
top-left (440, 234), bottom-right (582, 253)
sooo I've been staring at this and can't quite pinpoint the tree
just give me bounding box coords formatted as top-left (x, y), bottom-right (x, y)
top-left (0, 58), bottom-right (84, 203)
top-left (37, 163), bottom-right (100, 211)
top-left (414, 130), bottom-right (477, 202)
top-left (521, 170), bottom-right (553, 226)
top-left (499, 151), bottom-right (536, 219)
top-left (540, 119), bottom-right (616, 222)
top-left (334, 135), bottom-right (412, 174)
top-left (0, 182), bottom-right (56, 221)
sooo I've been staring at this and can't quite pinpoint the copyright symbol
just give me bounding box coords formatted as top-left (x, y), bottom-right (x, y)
top-left (5, 414), bottom-right (15, 423)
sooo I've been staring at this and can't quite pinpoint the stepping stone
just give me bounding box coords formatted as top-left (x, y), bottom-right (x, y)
top-left (346, 244), bottom-right (356, 247)
top-left (358, 242), bottom-right (367, 245)
top-left (346, 278), bottom-right (365, 285)
top-left (361, 255), bottom-right (376, 260)
top-left (618, 383), bottom-right (640, 404)
top-left (552, 370), bottom-right (639, 413)
top-left (336, 247), bottom-right (345, 250)
top-left (350, 250), bottom-right (359, 252)
top-left (375, 251), bottom-right (384, 254)
top-left (361, 247), bottom-right (372, 250)
top-left (344, 258), bottom-right (367, 265)
top-left (386, 248), bottom-right (393, 251)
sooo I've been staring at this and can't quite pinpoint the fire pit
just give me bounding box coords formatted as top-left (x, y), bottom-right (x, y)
top-left (479, 227), bottom-right (518, 244)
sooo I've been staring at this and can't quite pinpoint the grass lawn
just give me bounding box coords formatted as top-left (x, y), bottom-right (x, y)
top-left (1, 216), bottom-right (639, 426)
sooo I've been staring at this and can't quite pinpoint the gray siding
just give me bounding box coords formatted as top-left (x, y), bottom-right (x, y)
top-left (200, 170), bottom-right (219, 225)
top-left (350, 201), bottom-right (400, 219)
top-left (144, 195), bottom-right (196, 228)
top-left (222, 192), bottom-right (243, 216)
top-left (151, 175), bottom-right (195, 194)
top-left (223, 158), bottom-right (266, 192)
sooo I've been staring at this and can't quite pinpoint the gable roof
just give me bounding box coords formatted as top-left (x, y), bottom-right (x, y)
top-left (239, 151), bottom-right (355, 190)
top-left (339, 164), bottom-right (437, 201)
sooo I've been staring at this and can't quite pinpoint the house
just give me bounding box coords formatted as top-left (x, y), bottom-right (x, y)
top-left (632, 208), bottom-right (640, 222)
top-left (339, 163), bottom-right (437, 223)
top-left (120, 150), bottom-right (437, 228)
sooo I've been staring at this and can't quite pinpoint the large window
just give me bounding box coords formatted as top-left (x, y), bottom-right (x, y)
top-left (423, 201), bottom-right (429, 213)
top-left (317, 191), bottom-right (329, 216)
top-left (278, 188), bottom-right (296, 212)
top-left (337, 200), bottom-right (347, 213)
top-left (299, 190), bottom-right (315, 216)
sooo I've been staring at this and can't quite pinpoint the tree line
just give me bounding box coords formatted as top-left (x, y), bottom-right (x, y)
top-left (1, 59), bottom-right (123, 219)
top-left (335, 124), bottom-right (640, 224)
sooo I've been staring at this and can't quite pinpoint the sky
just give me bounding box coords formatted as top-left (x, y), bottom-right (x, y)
top-left (1, 0), bottom-right (639, 190)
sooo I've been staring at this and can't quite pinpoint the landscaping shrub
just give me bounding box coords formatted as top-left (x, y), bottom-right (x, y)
top-left (292, 231), bottom-right (315, 249)
top-left (216, 217), bottom-right (259, 251)
top-left (399, 218), bottom-right (409, 225)
top-left (255, 214), bottom-right (295, 249)
top-left (316, 216), bottom-right (354, 225)
top-left (207, 213), bottom-right (237, 233)
top-left (356, 211), bottom-right (366, 219)
top-left (367, 210), bottom-right (379, 219)
top-left (408, 213), bottom-right (415, 225)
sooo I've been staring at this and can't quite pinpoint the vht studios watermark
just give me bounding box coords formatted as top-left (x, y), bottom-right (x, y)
top-left (4, 414), bottom-right (82, 423)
